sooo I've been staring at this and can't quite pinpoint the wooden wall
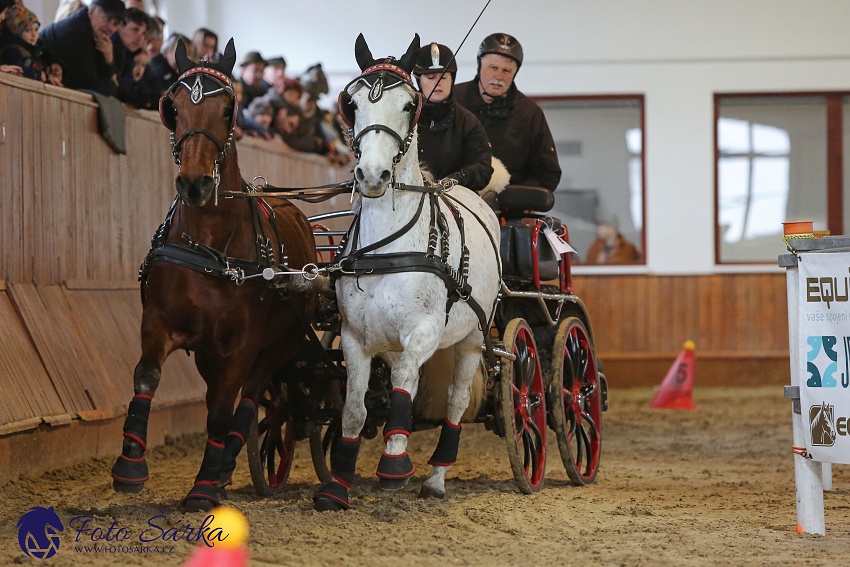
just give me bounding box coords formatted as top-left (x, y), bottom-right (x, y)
top-left (572, 273), bottom-right (790, 387)
top-left (0, 74), bottom-right (791, 480)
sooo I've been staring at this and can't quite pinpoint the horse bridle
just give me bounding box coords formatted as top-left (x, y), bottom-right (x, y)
top-left (338, 61), bottom-right (423, 165)
top-left (159, 67), bottom-right (237, 197)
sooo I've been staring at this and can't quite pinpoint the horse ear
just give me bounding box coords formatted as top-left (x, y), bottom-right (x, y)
top-left (398, 33), bottom-right (420, 74)
top-left (175, 38), bottom-right (194, 74)
top-left (219, 38), bottom-right (237, 76)
top-left (355, 33), bottom-right (375, 71)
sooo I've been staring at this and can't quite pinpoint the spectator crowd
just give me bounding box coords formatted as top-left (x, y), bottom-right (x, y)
top-left (0, 0), bottom-right (350, 163)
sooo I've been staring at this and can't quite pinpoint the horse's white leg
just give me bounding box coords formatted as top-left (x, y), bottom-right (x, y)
top-left (379, 318), bottom-right (442, 489)
top-left (313, 330), bottom-right (372, 511)
top-left (420, 329), bottom-right (482, 499)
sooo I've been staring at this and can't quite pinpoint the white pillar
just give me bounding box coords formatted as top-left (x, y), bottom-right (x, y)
top-left (786, 261), bottom-right (826, 535)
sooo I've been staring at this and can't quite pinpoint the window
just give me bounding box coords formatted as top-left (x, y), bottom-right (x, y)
top-left (715, 94), bottom-right (850, 263)
top-left (537, 96), bottom-right (645, 265)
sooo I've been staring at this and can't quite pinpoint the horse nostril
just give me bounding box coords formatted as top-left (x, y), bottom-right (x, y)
top-left (354, 168), bottom-right (365, 183)
top-left (379, 170), bottom-right (391, 184)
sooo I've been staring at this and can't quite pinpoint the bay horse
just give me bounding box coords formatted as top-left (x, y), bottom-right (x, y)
top-left (312, 34), bottom-right (501, 510)
top-left (110, 39), bottom-right (317, 512)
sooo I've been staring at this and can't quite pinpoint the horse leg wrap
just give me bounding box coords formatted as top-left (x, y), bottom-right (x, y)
top-left (313, 436), bottom-right (361, 511)
top-left (183, 438), bottom-right (225, 505)
top-left (376, 451), bottom-right (415, 481)
top-left (428, 420), bottom-right (462, 467)
top-left (111, 395), bottom-right (152, 485)
top-left (221, 398), bottom-right (255, 482)
top-left (383, 388), bottom-right (413, 442)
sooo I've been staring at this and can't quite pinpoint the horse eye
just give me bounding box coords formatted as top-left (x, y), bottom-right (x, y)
top-left (172, 106), bottom-right (178, 117)
top-left (223, 106), bottom-right (233, 119)
top-left (403, 102), bottom-right (414, 112)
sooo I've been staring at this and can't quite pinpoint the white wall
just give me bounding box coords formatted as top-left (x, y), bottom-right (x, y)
top-left (29, 1), bottom-right (850, 274)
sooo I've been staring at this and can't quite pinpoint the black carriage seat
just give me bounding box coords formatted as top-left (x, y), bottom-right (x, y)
top-left (495, 186), bottom-right (561, 282)
top-left (497, 185), bottom-right (555, 215)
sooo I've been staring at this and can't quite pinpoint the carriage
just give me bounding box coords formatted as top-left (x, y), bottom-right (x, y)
top-left (111, 35), bottom-right (606, 511)
top-left (247, 180), bottom-right (609, 498)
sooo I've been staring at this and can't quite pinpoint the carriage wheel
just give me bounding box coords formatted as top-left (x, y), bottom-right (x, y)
top-left (309, 418), bottom-right (340, 483)
top-left (247, 385), bottom-right (296, 496)
top-left (549, 316), bottom-right (602, 485)
top-left (498, 318), bottom-right (547, 493)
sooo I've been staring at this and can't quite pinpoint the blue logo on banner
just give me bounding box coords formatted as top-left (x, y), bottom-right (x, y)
top-left (805, 335), bottom-right (850, 388)
top-left (17, 507), bottom-right (64, 559)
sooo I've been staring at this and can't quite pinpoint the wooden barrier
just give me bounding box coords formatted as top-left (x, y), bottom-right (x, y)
top-left (573, 273), bottom-right (789, 387)
top-left (0, 74), bottom-right (790, 482)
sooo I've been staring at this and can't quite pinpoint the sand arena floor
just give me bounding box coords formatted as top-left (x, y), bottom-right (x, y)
top-left (1, 386), bottom-right (848, 566)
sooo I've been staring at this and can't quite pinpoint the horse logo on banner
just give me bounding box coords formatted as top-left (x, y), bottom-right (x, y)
top-left (809, 402), bottom-right (837, 446)
top-left (17, 506), bottom-right (64, 559)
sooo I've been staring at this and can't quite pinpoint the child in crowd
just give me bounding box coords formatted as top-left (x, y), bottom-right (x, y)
top-left (245, 98), bottom-right (275, 140)
top-left (0, 4), bottom-right (44, 81)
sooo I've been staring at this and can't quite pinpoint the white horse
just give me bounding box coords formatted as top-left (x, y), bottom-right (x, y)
top-left (312, 34), bottom-right (501, 511)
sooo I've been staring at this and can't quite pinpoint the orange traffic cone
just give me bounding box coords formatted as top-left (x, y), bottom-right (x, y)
top-left (183, 506), bottom-right (249, 567)
top-left (649, 340), bottom-right (697, 410)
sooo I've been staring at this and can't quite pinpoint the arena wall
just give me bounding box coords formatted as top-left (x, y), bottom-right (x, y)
top-left (0, 73), bottom-right (789, 484)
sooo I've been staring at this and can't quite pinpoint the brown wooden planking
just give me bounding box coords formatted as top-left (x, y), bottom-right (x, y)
top-left (64, 287), bottom-right (207, 410)
top-left (7, 283), bottom-right (101, 414)
top-left (0, 291), bottom-right (68, 428)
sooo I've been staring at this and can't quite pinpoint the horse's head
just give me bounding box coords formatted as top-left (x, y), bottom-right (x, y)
top-left (340, 34), bottom-right (422, 198)
top-left (159, 38), bottom-right (238, 206)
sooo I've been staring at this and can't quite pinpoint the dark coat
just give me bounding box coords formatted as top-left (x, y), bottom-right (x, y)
top-left (454, 79), bottom-right (561, 191)
top-left (140, 52), bottom-right (177, 101)
top-left (416, 96), bottom-right (493, 191)
top-left (39, 7), bottom-right (117, 96)
top-left (0, 30), bottom-right (44, 81)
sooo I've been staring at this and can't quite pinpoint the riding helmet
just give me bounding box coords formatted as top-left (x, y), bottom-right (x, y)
top-left (413, 43), bottom-right (457, 78)
top-left (477, 33), bottom-right (523, 68)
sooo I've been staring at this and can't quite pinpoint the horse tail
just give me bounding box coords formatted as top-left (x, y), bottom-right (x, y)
top-left (413, 348), bottom-right (485, 423)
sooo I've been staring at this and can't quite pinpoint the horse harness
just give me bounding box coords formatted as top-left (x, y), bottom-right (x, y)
top-left (159, 66), bottom-right (237, 202)
top-left (328, 181), bottom-right (500, 368)
top-left (338, 60), bottom-right (423, 167)
top-left (138, 182), bottom-right (284, 303)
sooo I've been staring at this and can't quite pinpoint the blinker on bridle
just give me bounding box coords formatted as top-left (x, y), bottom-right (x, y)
top-left (162, 66), bottom-right (237, 204)
top-left (341, 61), bottom-right (422, 169)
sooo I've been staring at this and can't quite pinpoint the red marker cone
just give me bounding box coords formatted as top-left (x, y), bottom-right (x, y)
top-left (649, 340), bottom-right (697, 410)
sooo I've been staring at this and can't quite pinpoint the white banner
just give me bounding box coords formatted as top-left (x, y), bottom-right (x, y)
top-left (798, 251), bottom-right (850, 463)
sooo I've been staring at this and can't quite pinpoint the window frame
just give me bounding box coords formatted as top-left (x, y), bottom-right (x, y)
top-left (534, 94), bottom-right (647, 266)
top-left (713, 91), bottom-right (847, 265)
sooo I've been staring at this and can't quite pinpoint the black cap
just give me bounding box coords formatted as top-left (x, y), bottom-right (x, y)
top-left (90, 0), bottom-right (126, 20)
top-left (266, 56), bottom-right (287, 68)
top-left (0, 0), bottom-right (16, 14)
top-left (413, 43), bottom-right (457, 76)
top-left (477, 33), bottom-right (523, 67)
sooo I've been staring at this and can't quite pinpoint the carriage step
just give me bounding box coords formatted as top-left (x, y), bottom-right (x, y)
top-left (313, 231), bottom-right (348, 237)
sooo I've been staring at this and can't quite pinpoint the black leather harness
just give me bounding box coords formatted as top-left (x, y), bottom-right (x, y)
top-left (329, 183), bottom-right (501, 367)
top-left (139, 185), bottom-right (283, 303)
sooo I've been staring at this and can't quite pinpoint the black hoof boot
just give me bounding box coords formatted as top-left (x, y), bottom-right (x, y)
top-left (376, 452), bottom-right (414, 491)
top-left (180, 483), bottom-right (221, 512)
top-left (313, 481), bottom-right (350, 511)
